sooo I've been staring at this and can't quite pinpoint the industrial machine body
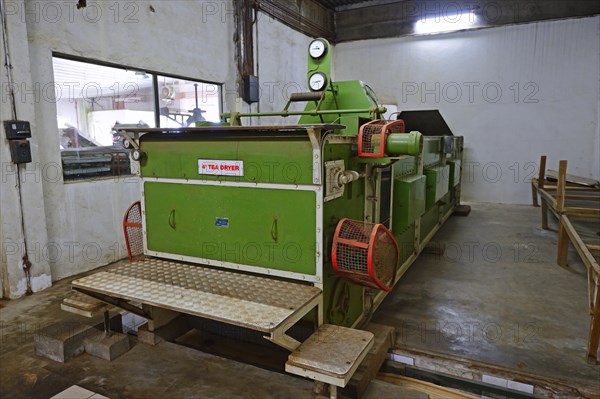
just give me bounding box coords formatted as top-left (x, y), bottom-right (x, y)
top-left (125, 38), bottom-right (464, 329)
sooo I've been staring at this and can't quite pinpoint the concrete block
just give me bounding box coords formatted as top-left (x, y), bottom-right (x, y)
top-left (137, 316), bottom-right (189, 346)
top-left (35, 322), bottom-right (92, 363)
top-left (137, 323), bottom-right (163, 346)
top-left (84, 330), bottom-right (130, 361)
top-left (93, 313), bottom-right (123, 334)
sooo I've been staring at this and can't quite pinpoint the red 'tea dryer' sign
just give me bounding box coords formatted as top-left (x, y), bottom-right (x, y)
top-left (198, 159), bottom-right (244, 176)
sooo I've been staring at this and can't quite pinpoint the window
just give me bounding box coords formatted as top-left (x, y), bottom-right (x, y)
top-left (52, 56), bottom-right (221, 181)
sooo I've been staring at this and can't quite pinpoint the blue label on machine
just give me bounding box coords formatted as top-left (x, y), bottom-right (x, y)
top-left (215, 217), bottom-right (229, 228)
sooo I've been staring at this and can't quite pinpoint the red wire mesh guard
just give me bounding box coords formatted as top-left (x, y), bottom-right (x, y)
top-left (123, 201), bottom-right (144, 262)
top-left (332, 218), bottom-right (399, 291)
top-left (358, 119), bottom-right (405, 158)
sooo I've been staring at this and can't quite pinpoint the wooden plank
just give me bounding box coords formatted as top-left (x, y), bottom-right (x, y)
top-left (586, 244), bottom-right (600, 255)
top-left (557, 222), bottom-right (570, 268)
top-left (555, 161), bottom-right (567, 213)
top-left (587, 285), bottom-right (600, 363)
top-left (564, 194), bottom-right (600, 201)
top-left (537, 156), bottom-right (547, 190)
top-left (343, 323), bottom-right (395, 399)
top-left (560, 215), bottom-right (600, 276)
top-left (540, 185), bottom-right (600, 192)
top-left (546, 169), bottom-right (600, 187)
top-left (378, 373), bottom-right (479, 399)
top-left (564, 207), bottom-right (600, 217)
top-left (537, 188), bottom-right (557, 210)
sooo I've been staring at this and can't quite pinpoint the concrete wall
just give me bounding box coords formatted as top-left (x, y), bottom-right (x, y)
top-left (254, 12), bottom-right (310, 125)
top-left (333, 16), bottom-right (600, 204)
top-left (1, 0), bottom-right (53, 297)
top-left (0, 0), bottom-right (240, 297)
top-left (1, 1), bottom-right (311, 297)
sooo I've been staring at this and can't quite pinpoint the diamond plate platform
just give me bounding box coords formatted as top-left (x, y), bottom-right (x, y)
top-left (72, 258), bottom-right (322, 341)
top-left (286, 324), bottom-right (374, 389)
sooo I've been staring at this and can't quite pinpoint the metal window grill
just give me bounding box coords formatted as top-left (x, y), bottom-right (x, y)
top-left (331, 218), bottom-right (399, 292)
top-left (358, 119), bottom-right (405, 158)
top-left (123, 201), bottom-right (144, 262)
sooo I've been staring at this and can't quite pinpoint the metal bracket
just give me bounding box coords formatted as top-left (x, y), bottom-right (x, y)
top-left (120, 130), bottom-right (141, 151)
top-left (325, 160), bottom-right (345, 202)
top-left (265, 294), bottom-right (322, 351)
top-left (307, 128), bottom-right (322, 185)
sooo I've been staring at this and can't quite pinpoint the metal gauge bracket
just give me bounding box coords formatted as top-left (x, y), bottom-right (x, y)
top-left (324, 160), bottom-right (345, 202)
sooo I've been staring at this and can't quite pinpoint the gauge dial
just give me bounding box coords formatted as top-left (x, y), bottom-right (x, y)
top-left (309, 72), bottom-right (328, 91)
top-left (309, 39), bottom-right (328, 59)
top-left (132, 149), bottom-right (145, 161)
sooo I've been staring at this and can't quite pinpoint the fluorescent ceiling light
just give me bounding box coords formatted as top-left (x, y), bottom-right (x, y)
top-left (414, 12), bottom-right (478, 35)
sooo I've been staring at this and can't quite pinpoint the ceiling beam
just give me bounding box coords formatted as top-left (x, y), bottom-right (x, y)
top-left (257, 0), bottom-right (335, 41)
top-left (335, 0), bottom-right (600, 43)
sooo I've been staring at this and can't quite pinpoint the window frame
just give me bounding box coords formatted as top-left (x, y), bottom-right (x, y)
top-left (52, 53), bottom-right (224, 182)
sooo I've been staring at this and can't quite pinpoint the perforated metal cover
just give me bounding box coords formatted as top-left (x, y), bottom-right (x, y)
top-left (331, 218), bottom-right (399, 291)
top-left (358, 119), bottom-right (405, 157)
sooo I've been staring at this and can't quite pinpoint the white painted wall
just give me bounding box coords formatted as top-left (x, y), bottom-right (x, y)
top-left (1, 1), bottom-right (311, 297)
top-left (333, 16), bottom-right (600, 204)
top-left (253, 12), bottom-right (310, 125)
top-left (1, 0), bottom-right (53, 298)
top-left (24, 0), bottom-right (238, 282)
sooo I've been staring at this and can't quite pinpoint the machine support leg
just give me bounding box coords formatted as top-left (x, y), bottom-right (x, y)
top-left (103, 310), bottom-right (112, 338)
top-left (329, 384), bottom-right (338, 399)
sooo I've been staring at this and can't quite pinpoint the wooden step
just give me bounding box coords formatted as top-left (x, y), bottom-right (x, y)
top-left (61, 292), bottom-right (111, 318)
top-left (286, 324), bottom-right (374, 398)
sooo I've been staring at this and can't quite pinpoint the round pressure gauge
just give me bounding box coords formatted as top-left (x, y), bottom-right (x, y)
top-left (309, 72), bottom-right (328, 91)
top-left (132, 149), bottom-right (145, 161)
top-left (309, 39), bottom-right (328, 59)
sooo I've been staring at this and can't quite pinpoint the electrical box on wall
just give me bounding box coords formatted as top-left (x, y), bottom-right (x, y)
top-left (242, 75), bottom-right (259, 104)
top-left (3, 120), bottom-right (32, 139)
top-left (4, 120), bottom-right (33, 164)
top-left (9, 140), bottom-right (32, 164)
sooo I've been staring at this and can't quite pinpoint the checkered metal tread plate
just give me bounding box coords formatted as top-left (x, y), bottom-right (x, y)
top-left (287, 324), bottom-right (374, 378)
top-left (72, 258), bottom-right (321, 332)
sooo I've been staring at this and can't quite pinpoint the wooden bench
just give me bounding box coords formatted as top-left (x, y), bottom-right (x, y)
top-left (70, 258), bottom-right (323, 350)
top-left (286, 324), bottom-right (374, 399)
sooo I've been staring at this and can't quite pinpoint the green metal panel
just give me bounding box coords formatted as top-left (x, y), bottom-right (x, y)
top-left (393, 174), bottom-right (426, 228)
top-left (425, 165), bottom-right (450, 210)
top-left (394, 222), bottom-right (416, 265)
top-left (299, 81), bottom-right (375, 131)
top-left (448, 159), bottom-right (461, 187)
top-left (322, 140), bottom-right (367, 326)
top-left (420, 206), bottom-right (440, 242)
top-left (140, 136), bottom-right (314, 185)
top-left (144, 182), bottom-right (317, 275)
top-left (422, 137), bottom-right (442, 167)
top-left (393, 157), bottom-right (417, 178)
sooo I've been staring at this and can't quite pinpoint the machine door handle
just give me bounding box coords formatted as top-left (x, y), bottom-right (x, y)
top-left (270, 217), bottom-right (278, 241)
top-left (169, 209), bottom-right (176, 230)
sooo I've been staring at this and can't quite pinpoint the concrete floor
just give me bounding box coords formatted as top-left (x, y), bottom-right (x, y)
top-left (0, 202), bottom-right (598, 398)
top-left (374, 202), bottom-right (600, 393)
